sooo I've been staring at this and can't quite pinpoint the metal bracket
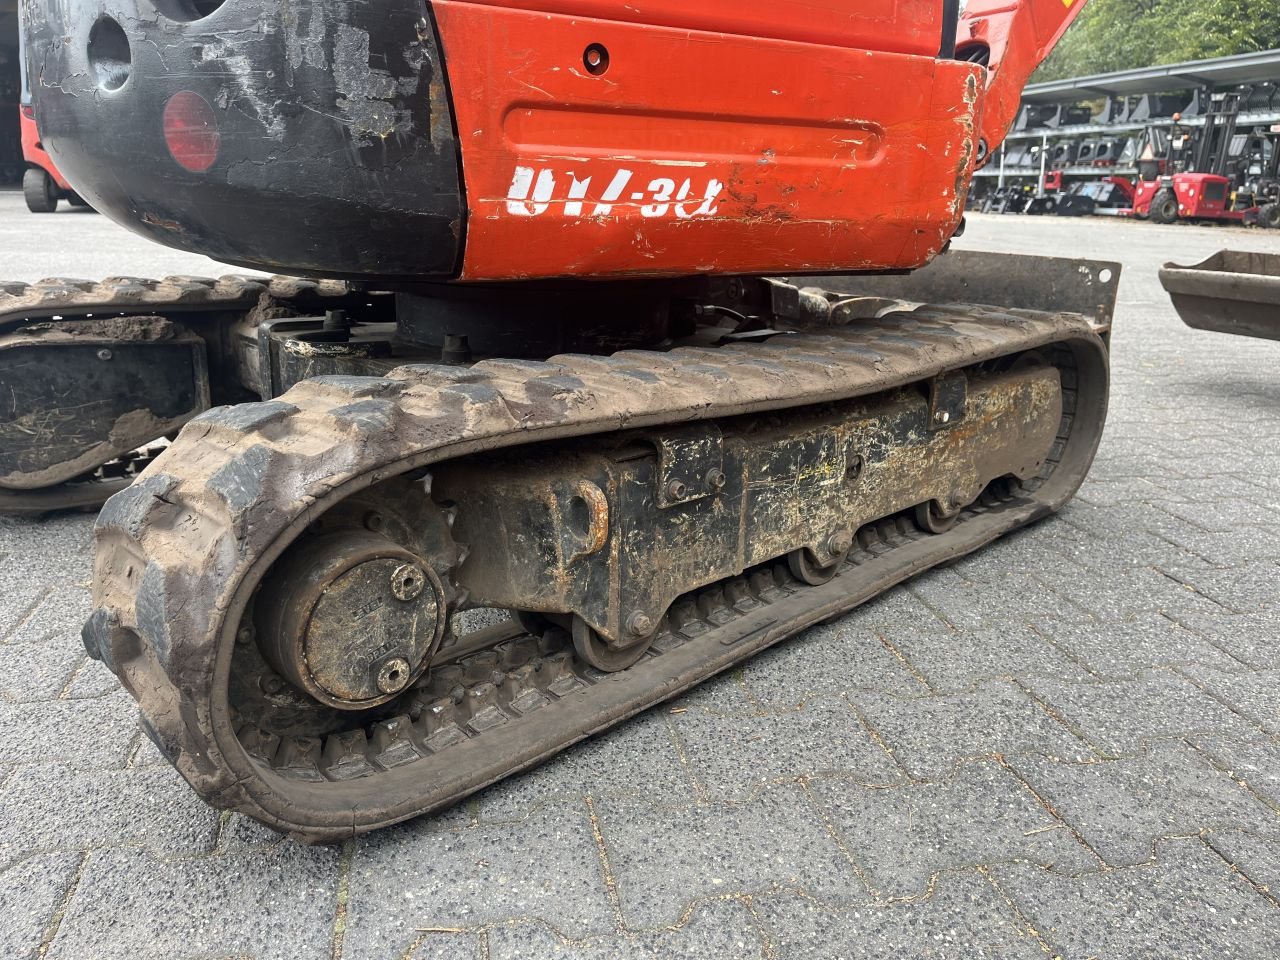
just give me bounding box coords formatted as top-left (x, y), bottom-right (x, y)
top-left (927, 372), bottom-right (967, 432)
top-left (653, 425), bottom-right (726, 508)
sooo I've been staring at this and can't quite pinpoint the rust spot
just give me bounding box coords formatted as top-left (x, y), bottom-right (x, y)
top-left (141, 212), bottom-right (183, 232)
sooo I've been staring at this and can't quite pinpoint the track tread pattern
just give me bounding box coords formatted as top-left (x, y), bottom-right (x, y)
top-left (86, 304), bottom-right (1106, 840)
top-left (0, 274), bottom-right (350, 331)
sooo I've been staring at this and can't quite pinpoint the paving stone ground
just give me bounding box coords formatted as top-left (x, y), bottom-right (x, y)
top-left (2, 197), bottom-right (1280, 958)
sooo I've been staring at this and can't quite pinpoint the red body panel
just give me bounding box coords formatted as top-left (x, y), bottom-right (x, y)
top-left (958, 0), bottom-right (1087, 152)
top-left (1134, 174), bottom-right (1250, 222)
top-left (1173, 173), bottom-right (1243, 222)
top-left (1131, 179), bottom-right (1157, 216)
top-left (459, 0), bottom-right (947, 57)
top-left (434, 2), bottom-right (983, 280)
top-left (20, 108), bottom-right (72, 191)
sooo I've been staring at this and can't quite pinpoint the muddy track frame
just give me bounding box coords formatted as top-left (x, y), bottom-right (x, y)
top-left (85, 304), bottom-right (1108, 841)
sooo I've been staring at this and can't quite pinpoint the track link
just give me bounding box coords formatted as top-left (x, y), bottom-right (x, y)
top-left (0, 274), bottom-right (350, 333)
top-left (85, 303), bottom-right (1108, 841)
top-left (0, 274), bottom-right (359, 513)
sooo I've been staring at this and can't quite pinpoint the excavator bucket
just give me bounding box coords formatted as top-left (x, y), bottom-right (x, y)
top-left (1160, 250), bottom-right (1280, 342)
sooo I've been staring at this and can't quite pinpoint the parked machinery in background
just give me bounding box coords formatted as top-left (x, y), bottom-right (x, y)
top-left (1134, 93), bottom-right (1280, 227)
top-left (19, 106), bottom-right (88, 213)
top-left (17, 8), bottom-right (87, 213)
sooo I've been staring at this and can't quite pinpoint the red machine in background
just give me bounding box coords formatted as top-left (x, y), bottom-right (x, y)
top-left (1132, 94), bottom-right (1280, 227)
top-left (18, 17), bottom-right (86, 212)
top-left (19, 105), bottom-right (85, 213)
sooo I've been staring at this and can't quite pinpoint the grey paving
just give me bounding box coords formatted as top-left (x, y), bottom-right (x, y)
top-left (735, 613), bottom-right (929, 709)
top-left (1195, 734), bottom-right (1280, 807)
top-left (593, 782), bottom-right (864, 927)
top-left (1207, 830), bottom-right (1280, 895)
top-left (753, 870), bottom-right (1045, 959)
top-left (1035, 613), bottom-right (1245, 679)
top-left (0, 851), bottom-right (81, 960)
top-left (1180, 665), bottom-right (1280, 733)
top-left (994, 839), bottom-right (1280, 959)
top-left (342, 803), bottom-right (616, 954)
top-left (1025, 670), bottom-right (1260, 756)
top-left (3, 210), bottom-right (1280, 958)
top-left (47, 844), bottom-right (341, 960)
top-left (810, 760), bottom-right (1094, 897)
top-left (852, 678), bottom-right (1093, 779)
top-left (0, 762), bottom-right (219, 859)
top-left (1009, 740), bottom-right (1278, 866)
top-left (487, 901), bottom-right (766, 959)
top-left (667, 696), bottom-right (905, 801)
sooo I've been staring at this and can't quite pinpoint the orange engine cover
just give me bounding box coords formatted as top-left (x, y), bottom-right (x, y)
top-left (433, 1), bottom-right (983, 281)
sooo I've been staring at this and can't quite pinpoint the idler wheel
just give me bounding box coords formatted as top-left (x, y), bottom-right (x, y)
top-left (571, 615), bottom-right (652, 672)
top-left (787, 528), bottom-right (853, 586)
top-left (915, 500), bottom-right (960, 534)
top-left (255, 531), bottom-right (445, 710)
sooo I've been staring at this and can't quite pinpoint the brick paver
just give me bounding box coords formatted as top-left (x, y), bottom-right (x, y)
top-left (3, 207), bottom-right (1280, 957)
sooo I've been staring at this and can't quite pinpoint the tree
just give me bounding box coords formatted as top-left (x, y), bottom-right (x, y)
top-left (1036, 0), bottom-right (1280, 81)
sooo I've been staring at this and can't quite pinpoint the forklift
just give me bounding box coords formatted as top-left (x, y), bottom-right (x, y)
top-left (1132, 91), bottom-right (1280, 227)
top-left (17, 9), bottom-right (86, 213)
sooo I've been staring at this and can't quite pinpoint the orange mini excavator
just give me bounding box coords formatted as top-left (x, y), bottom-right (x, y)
top-left (12, 0), bottom-right (1116, 840)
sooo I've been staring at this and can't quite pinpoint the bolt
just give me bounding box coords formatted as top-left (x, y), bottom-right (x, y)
top-left (377, 656), bottom-right (412, 695)
top-left (825, 529), bottom-right (853, 558)
top-left (441, 333), bottom-right (472, 365)
top-left (259, 674), bottom-right (285, 695)
top-left (627, 611), bottom-right (654, 637)
top-left (363, 511), bottom-right (385, 533)
top-left (666, 479), bottom-right (688, 500)
top-left (934, 410), bottom-right (951, 424)
top-left (96, 348), bottom-right (112, 361)
top-left (390, 562), bottom-right (425, 601)
top-left (236, 626), bottom-right (254, 646)
top-left (583, 42), bottom-right (610, 75)
top-left (705, 468), bottom-right (727, 491)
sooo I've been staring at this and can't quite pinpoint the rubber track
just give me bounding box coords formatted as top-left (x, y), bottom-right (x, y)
top-left (0, 274), bottom-right (354, 512)
top-left (86, 303), bottom-right (1108, 841)
top-left (0, 274), bottom-right (351, 333)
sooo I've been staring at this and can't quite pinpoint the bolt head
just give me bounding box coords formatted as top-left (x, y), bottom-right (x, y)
top-left (376, 657), bottom-right (412, 695)
top-left (826, 529), bottom-right (854, 557)
top-left (259, 674), bottom-right (284, 695)
top-left (705, 468), bottom-right (727, 491)
top-left (627, 612), bottom-right (654, 637)
top-left (666, 479), bottom-right (688, 500)
top-left (390, 562), bottom-right (426, 601)
top-left (96, 348), bottom-right (112, 361)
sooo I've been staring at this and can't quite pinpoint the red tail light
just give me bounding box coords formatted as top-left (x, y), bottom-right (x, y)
top-left (162, 91), bottom-right (219, 173)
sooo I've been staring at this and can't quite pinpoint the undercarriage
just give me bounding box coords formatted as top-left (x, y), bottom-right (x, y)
top-left (16, 251), bottom-right (1120, 841)
top-left (16, 0), bottom-right (1108, 841)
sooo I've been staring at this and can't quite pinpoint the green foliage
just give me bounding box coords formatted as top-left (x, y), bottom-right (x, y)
top-left (1036, 0), bottom-right (1280, 81)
